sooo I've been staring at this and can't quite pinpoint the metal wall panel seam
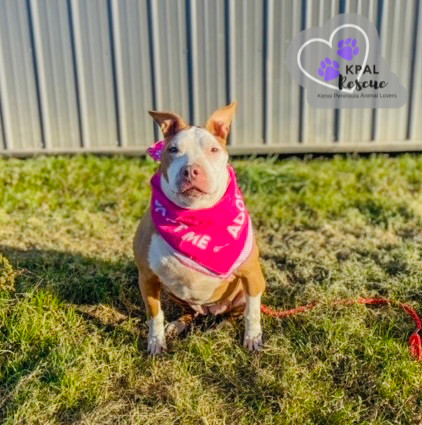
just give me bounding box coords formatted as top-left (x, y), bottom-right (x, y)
top-left (169, 2), bottom-right (188, 117)
top-left (67, 0), bottom-right (85, 148)
top-left (69, 0), bottom-right (118, 148)
top-left (150, 0), bottom-right (162, 116)
top-left (149, 0), bottom-right (190, 132)
top-left (337, 0), bottom-right (378, 143)
top-left (298, 0), bottom-right (307, 144)
top-left (29, 0), bottom-right (81, 149)
top-left (70, 0), bottom-right (89, 147)
top-left (27, 0), bottom-right (50, 149)
top-left (189, 0), bottom-right (227, 127)
top-left (25, 0), bottom-right (46, 149)
top-left (0, 0), bottom-right (43, 150)
top-left (268, 0), bottom-right (301, 145)
top-left (409, 0), bottom-right (422, 139)
top-left (230, 0), bottom-right (264, 146)
top-left (370, 0), bottom-right (384, 141)
top-left (28, 0), bottom-right (50, 148)
top-left (264, 0), bottom-right (273, 144)
top-left (374, 0), bottom-right (416, 141)
top-left (0, 3), bottom-right (15, 150)
top-left (106, 0), bottom-right (122, 147)
top-left (146, 0), bottom-right (158, 140)
top-left (110, 0), bottom-right (154, 147)
top-left (186, 0), bottom-right (198, 124)
top-left (0, 91), bottom-right (5, 149)
top-left (301, 0), bottom-right (339, 145)
top-left (0, 59), bottom-right (6, 149)
top-left (226, 0), bottom-right (236, 145)
top-left (394, 0), bottom-right (416, 138)
top-left (110, 0), bottom-right (127, 147)
top-left (406, 0), bottom-right (420, 139)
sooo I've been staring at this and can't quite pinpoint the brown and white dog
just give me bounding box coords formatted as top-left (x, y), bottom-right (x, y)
top-left (133, 102), bottom-right (266, 355)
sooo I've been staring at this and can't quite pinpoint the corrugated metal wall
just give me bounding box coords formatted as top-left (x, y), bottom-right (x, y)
top-left (0, 0), bottom-right (421, 155)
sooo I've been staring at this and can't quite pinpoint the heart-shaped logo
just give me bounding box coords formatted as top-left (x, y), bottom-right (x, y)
top-left (297, 24), bottom-right (369, 93)
top-left (286, 14), bottom-right (407, 109)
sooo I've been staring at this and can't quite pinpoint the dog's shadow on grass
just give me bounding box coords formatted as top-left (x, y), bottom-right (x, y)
top-left (0, 245), bottom-right (223, 338)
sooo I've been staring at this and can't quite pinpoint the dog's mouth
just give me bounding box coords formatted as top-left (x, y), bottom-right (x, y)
top-left (177, 180), bottom-right (209, 198)
top-left (180, 186), bottom-right (208, 198)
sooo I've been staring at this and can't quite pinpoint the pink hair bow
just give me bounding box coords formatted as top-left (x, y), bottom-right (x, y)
top-left (146, 140), bottom-right (165, 161)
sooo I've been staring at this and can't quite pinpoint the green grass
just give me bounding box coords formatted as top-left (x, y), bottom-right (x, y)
top-left (0, 154), bottom-right (421, 424)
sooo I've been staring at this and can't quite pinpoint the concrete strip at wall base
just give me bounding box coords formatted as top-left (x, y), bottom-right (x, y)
top-left (2, 141), bottom-right (422, 158)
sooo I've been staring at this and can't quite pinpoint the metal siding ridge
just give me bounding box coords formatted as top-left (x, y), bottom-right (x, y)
top-left (409, 0), bottom-right (422, 140)
top-left (0, 87), bottom-right (5, 150)
top-left (374, 0), bottom-right (416, 142)
top-left (264, 0), bottom-right (273, 145)
top-left (187, 0), bottom-right (198, 124)
top-left (111, 0), bottom-right (154, 147)
top-left (69, 0), bottom-right (118, 148)
top-left (29, 0), bottom-right (81, 149)
top-left (150, 0), bottom-right (190, 131)
top-left (337, 0), bottom-right (378, 144)
top-left (267, 0), bottom-right (301, 145)
top-left (150, 0), bottom-right (161, 113)
top-left (230, 0), bottom-right (264, 147)
top-left (301, 0), bottom-right (339, 145)
top-left (190, 0), bottom-right (227, 127)
top-left (0, 0), bottom-right (42, 150)
top-left (226, 0), bottom-right (237, 145)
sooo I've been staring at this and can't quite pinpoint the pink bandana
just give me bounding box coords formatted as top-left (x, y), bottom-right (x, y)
top-left (150, 166), bottom-right (253, 278)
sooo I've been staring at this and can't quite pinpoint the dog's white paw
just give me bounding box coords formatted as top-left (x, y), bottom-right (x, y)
top-left (243, 331), bottom-right (263, 351)
top-left (165, 320), bottom-right (187, 338)
top-left (147, 335), bottom-right (167, 355)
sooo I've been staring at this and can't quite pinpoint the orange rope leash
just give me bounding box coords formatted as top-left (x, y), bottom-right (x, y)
top-left (261, 297), bottom-right (422, 362)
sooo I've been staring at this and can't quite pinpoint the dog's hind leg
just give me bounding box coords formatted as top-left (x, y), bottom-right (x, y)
top-left (164, 292), bottom-right (198, 338)
top-left (166, 311), bottom-right (198, 338)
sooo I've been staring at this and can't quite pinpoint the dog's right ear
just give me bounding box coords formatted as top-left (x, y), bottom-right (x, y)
top-left (205, 101), bottom-right (237, 145)
top-left (148, 110), bottom-right (188, 138)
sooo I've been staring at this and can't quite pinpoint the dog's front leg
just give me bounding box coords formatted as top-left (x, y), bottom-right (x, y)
top-left (138, 271), bottom-right (166, 355)
top-left (240, 262), bottom-right (266, 351)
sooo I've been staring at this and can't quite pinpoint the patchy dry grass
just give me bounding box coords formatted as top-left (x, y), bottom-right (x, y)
top-left (0, 154), bottom-right (421, 424)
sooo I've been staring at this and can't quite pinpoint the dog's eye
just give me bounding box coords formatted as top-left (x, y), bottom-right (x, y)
top-left (210, 147), bottom-right (220, 153)
top-left (168, 146), bottom-right (178, 153)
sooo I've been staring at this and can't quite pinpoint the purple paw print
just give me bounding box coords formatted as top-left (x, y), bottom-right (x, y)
top-left (318, 57), bottom-right (340, 81)
top-left (337, 38), bottom-right (359, 60)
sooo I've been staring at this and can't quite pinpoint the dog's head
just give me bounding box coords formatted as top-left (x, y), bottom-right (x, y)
top-left (149, 102), bottom-right (236, 209)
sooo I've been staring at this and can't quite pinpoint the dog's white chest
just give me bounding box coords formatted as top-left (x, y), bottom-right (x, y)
top-left (148, 234), bottom-right (223, 304)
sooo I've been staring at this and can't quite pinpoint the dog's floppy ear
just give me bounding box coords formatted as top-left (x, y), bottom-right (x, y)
top-left (205, 101), bottom-right (237, 145)
top-left (148, 110), bottom-right (188, 138)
